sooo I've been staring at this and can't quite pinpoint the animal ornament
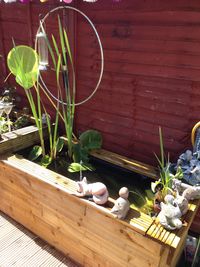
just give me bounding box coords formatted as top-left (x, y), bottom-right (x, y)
top-left (111, 187), bottom-right (130, 219)
top-left (76, 177), bottom-right (109, 205)
top-left (157, 195), bottom-right (183, 230)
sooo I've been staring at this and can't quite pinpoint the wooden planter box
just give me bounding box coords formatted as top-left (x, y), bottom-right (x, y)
top-left (190, 206), bottom-right (200, 234)
top-left (0, 125), bottom-right (48, 155)
top-left (0, 152), bottom-right (199, 267)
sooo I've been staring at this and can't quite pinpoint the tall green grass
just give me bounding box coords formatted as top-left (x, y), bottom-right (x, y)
top-left (42, 16), bottom-right (76, 159)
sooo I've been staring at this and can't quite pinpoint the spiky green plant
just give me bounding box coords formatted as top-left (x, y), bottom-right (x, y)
top-left (41, 16), bottom-right (76, 159)
top-left (152, 127), bottom-right (183, 197)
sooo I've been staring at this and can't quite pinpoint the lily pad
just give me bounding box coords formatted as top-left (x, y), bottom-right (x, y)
top-left (7, 45), bottom-right (39, 90)
top-left (28, 145), bottom-right (42, 161)
top-left (79, 130), bottom-right (102, 151)
top-left (68, 162), bottom-right (94, 173)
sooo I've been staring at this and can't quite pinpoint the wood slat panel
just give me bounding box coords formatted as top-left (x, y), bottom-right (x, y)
top-left (0, 155), bottom-right (164, 267)
top-left (0, 125), bottom-right (48, 155)
top-left (90, 148), bottom-right (157, 179)
top-left (0, 212), bottom-right (78, 267)
top-left (1, 0), bottom-right (200, 167)
top-left (146, 201), bottom-right (200, 248)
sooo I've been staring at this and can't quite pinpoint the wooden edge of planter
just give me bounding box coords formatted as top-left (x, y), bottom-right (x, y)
top-left (190, 206), bottom-right (200, 234)
top-left (2, 153), bottom-right (198, 247)
top-left (0, 154), bottom-right (165, 267)
top-left (0, 153), bottom-right (199, 267)
top-left (0, 125), bottom-right (48, 155)
top-left (146, 199), bottom-right (200, 267)
top-left (90, 149), bottom-right (158, 179)
top-left (147, 200), bottom-right (200, 248)
top-left (60, 136), bottom-right (158, 179)
top-left (0, 153), bottom-right (153, 236)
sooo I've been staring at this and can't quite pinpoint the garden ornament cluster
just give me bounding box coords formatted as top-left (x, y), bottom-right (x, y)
top-left (157, 179), bottom-right (200, 230)
top-left (75, 177), bottom-right (109, 205)
top-left (172, 178), bottom-right (200, 201)
top-left (75, 179), bottom-right (130, 219)
top-left (111, 187), bottom-right (130, 219)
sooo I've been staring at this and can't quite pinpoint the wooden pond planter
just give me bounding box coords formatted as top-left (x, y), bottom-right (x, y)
top-left (0, 152), bottom-right (199, 267)
top-left (0, 125), bottom-right (48, 155)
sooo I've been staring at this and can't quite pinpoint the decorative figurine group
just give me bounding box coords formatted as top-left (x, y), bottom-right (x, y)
top-left (74, 128), bottom-right (200, 227)
top-left (157, 179), bottom-right (200, 230)
top-left (75, 177), bottom-right (130, 220)
top-left (74, 175), bottom-right (200, 227)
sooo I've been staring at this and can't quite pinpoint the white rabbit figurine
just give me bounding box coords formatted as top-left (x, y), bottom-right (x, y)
top-left (75, 177), bottom-right (109, 205)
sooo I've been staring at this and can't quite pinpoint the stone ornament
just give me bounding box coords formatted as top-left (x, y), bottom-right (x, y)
top-left (111, 187), bottom-right (130, 219)
top-left (75, 177), bottom-right (109, 205)
top-left (157, 195), bottom-right (183, 230)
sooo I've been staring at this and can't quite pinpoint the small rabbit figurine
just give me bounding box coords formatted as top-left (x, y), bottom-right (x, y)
top-left (75, 177), bottom-right (109, 205)
top-left (111, 187), bottom-right (130, 219)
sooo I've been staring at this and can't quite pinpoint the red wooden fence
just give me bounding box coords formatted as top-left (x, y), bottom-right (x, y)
top-left (1, 0), bottom-right (200, 166)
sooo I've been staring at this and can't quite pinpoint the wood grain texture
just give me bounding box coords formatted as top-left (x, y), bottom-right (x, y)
top-left (0, 125), bottom-right (48, 155)
top-left (0, 212), bottom-right (79, 267)
top-left (0, 155), bottom-right (160, 267)
top-left (1, 1), bottom-right (200, 166)
top-left (74, 0), bottom-right (200, 165)
top-left (190, 206), bottom-right (200, 234)
top-left (0, 154), bottom-right (199, 267)
top-left (90, 148), bottom-right (158, 179)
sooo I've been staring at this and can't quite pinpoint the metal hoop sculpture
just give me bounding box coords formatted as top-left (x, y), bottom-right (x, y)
top-left (35, 6), bottom-right (104, 106)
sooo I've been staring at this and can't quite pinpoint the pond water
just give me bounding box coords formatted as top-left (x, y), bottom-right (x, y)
top-left (18, 147), bottom-right (154, 214)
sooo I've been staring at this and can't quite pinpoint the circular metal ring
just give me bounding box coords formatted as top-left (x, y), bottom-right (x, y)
top-left (35, 6), bottom-right (104, 106)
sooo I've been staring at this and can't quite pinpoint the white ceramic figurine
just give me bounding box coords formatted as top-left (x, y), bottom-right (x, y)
top-left (111, 187), bottom-right (130, 219)
top-left (157, 195), bottom-right (183, 230)
top-left (75, 177), bottom-right (109, 205)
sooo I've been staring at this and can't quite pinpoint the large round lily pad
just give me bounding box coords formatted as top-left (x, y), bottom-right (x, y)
top-left (7, 45), bottom-right (39, 90)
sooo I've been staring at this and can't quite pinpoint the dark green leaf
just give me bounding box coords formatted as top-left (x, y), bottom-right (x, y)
top-left (72, 143), bottom-right (81, 163)
top-left (79, 130), bottom-right (102, 151)
top-left (56, 138), bottom-right (64, 153)
top-left (28, 145), bottom-right (42, 161)
top-left (7, 45), bottom-right (39, 90)
top-left (40, 154), bottom-right (52, 168)
top-left (68, 162), bottom-right (94, 173)
top-left (72, 143), bottom-right (89, 163)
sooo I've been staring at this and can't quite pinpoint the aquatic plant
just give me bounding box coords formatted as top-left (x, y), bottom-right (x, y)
top-left (152, 127), bottom-right (183, 199)
top-left (7, 45), bottom-right (63, 167)
top-left (41, 16), bottom-right (76, 160)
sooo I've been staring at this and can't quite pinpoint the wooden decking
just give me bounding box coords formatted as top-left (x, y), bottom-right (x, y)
top-left (0, 212), bottom-right (79, 267)
top-left (147, 201), bottom-right (199, 248)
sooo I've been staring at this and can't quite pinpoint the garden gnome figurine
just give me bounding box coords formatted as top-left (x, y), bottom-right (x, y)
top-left (111, 187), bottom-right (130, 219)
